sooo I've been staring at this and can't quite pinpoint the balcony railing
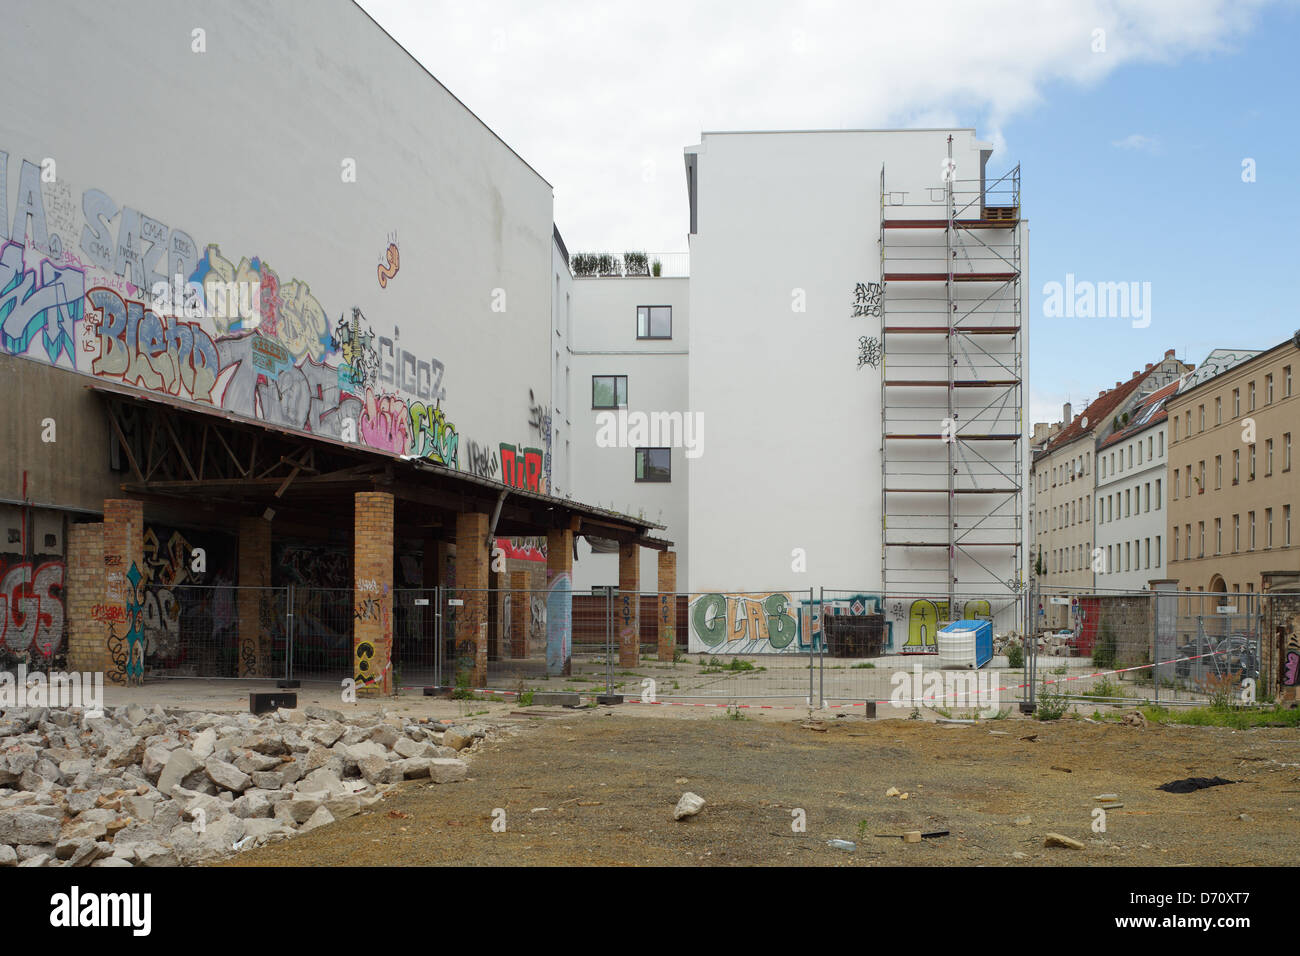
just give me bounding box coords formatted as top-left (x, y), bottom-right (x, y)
top-left (570, 251), bottom-right (688, 278)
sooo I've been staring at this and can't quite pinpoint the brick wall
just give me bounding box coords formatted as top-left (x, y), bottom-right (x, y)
top-left (545, 528), bottom-right (572, 676)
top-left (617, 543), bottom-right (639, 666)
top-left (657, 551), bottom-right (677, 661)
top-left (237, 516), bottom-right (272, 678)
top-left (354, 492), bottom-right (395, 695)
top-left (102, 499), bottom-right (143, 683)
top-left (66, 522), bottom-right (105, 674)
top-left (454, 512), bottom-right (489, 687)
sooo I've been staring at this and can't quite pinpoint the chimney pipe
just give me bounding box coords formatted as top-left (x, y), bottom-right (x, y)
top-left (1063, 402), bottom-right (1072, 424)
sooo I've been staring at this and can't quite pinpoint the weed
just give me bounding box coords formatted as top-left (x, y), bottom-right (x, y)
top-left (850, 662), bottom-right (876, 669)
top-left (1035, 678), bottom-right (1069, 721)
top-left (1006, 643), bottom-right (1024, 669)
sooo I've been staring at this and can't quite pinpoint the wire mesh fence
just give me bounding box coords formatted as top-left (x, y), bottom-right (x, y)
top-left (92, 576), bottom-right (1276, 712)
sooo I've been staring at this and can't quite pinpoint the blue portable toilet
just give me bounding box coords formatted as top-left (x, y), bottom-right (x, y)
top-left (937, 619), bottom-right (994, 669)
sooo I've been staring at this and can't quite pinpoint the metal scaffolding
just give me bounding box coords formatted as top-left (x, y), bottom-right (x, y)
top-left (879, 139), bottom-right (1024, 632)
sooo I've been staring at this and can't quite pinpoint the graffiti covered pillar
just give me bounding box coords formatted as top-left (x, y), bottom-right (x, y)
top-left (510, 570), bottom-right (527, 658)
top-left (545, 528), bottom-right (572, 677)
top-left (66, 522), bottom-right (106, 675)
top-left (236, 516), bottom-right (272, 678)
top-left (354, 493), bottom-right (394, 695)
top-left (102, 499), bottom-right (144, 684)
top-left (618, 542), bottom-right (640, 667)
top-left (657, 550), bottom-right (677, 662)
top-left (454, 512), bottom-right (489, 688)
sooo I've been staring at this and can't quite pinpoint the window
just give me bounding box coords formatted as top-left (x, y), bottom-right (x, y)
top-left (1285, 433), bottom-right (1292, 471)
top-left (1173, 471), bottom-right (1180, 499)
top-left (634, 447), bottom-right (671, 482)
top-left (1198, 460), bottom-right (1205, 493)
top-left (1155, 478), bottom-right (1161, 509)
top-left (1249, 511), bottom-right (1256, 550)
top-left (1266, 508), bottom-right (1273, 548)
top-left (1155, 536), bottom-right (1161, 565)
top-left (591, 375), bottom-right (628, 409)
top-left (1266, 374), bottom-right (1274, 404)
top-left (1286, 365), bottom-right (1293, 397)
top-left (1248, 381), bottom-right (1256, 411)
top-left (1173, 527), bottom-right (1179, 561)
top-left (1266, 438), bottom-right (1274, 476)
top-left (1249, 444), bottom-right (1256, 481)
top-left (1144, 482), bottom-right (1150, 512)
top-left (1215, 518), bottom-right (1222, 555)
top-left (1233, 449), bottom-right (1240, 484)
top-left (1198, 404), bottom-right (1205, 431)
top-left (1158, 432), bottom-right (1164, 457)
top-left (1172, 418), bottom-right (1178, 442)
top-left (1233, 388), bottom-right (1240, 417)
top-left (1233, 514), bottom-right (1240, 552)
top-left (1215, 455), bottom-right (1222, 490)
top-left (1198, 522), bottom-right (1205, 558)
top-left (636, 305), bottom-right (672, 339)
top-left (1286, 505), bottom-right (1292, 546)
top-left (1215, 397), bottom-right (1222, 425)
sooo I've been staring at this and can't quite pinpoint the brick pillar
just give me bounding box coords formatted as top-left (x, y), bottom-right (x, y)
top-left (102, 499), bottom-right (144, 684)
top-left (657, 550), bottom-right (677, 662)
top-left (454, 512), bottom-right (489, 688)
top-left (545, 528), bottom-right (572, 676)
top-left (618, 542), bottom-right (639, 666)
top-left (510, 571), bottom-right (528, 658)
top-left (66, 522), bottom-right (106, 675)
top-left (236, 516), bottom-right (272, 678)
top-left (354, 492), bottom-right (395, 695)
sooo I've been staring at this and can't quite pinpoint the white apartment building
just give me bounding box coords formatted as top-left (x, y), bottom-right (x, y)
top-left (1094, 380), bottom-right (1176, 589)
top-left (565, 267), bottom-right (690, 592)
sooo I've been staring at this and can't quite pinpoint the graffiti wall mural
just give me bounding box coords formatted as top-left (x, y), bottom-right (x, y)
top-left (0, 557), bottom-right (65, 660)
top-left (0, 147), bottom-right (517, 481)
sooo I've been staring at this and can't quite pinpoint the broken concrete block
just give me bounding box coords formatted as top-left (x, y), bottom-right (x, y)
top-left (428, 758), bottom-right (468, 784)
top-left (299, 805), bottom-right (335, 832)
top-left (157, 749), bottom-right (203, 796)
top-left (1044, 832), bottom-right (1085, 850)
top-left (674, 792), bottom-right (705, 820)
top-left (357, 756), bottom-right (403, 786)
top-left (204, 758), bottom-right (251, 793)
top-left (0, 811), bottom-right (61, 845)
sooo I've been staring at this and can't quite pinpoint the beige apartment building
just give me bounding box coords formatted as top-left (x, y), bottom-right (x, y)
top-left (1167, 336), bottom-right (1300, 606)
top-left (1030, 350), bottom-right (1189, 628)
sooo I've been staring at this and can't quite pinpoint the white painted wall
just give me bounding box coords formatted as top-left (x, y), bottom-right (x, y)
top-left (1, 0), bottom-right (553, 480)
top-left (685, 129), bottom-right (1025, 598)
top-left (1096, 423), bottom-right (1169, 590)
top-left (568, 277), bottom-right (690, 591)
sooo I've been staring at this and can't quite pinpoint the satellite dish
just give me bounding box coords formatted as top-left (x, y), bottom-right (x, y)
top-left (1081, 416), bottom-right (1089, 429)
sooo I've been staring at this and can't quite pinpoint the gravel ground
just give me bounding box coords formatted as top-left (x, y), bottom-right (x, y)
top-left (226, 711), bottom-right (1300, 866)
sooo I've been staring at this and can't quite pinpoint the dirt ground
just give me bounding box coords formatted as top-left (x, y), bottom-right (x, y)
top-left (227, 709), bottom-right (1300, 866)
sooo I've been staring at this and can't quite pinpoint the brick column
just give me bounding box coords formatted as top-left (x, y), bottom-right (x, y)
top-left (510, 570), bottom-right (528, 658)
top-left (236, 516), bottom-right (272, 678)
top-left (354, 492), bottom-right (395, 695)
top-left (545, 528), bottom-right (572, 676)
top-left (102, 499), bottom-right (144, 684)
top-left (618, 542), bottom-right (639, 666)
top-left (66, 522), bottom-right (106, 675)
top-left (454, 512), bottom-right (489, 688)
top-left (657, 550), bottom-right (677, 661)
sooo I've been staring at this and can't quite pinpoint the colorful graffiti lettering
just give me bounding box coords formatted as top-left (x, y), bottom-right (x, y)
top-left (899, 598), bottom-right (992, 651)
top-left (332, 306), bottom-right (379, 390)
top-left (545, 570), bottom-right (571, 676)
top-left (465, 439), bottom-right (499, 479)
top-left (358, 387), bottom-right (409, 454)
top-left (495, 537), bottom-right (547, 563)
top-left (87, 286), bottom-right (220, 402)
top-left (408, 400), bottom-right (459, 467)
top-left (0, 239), bottom-right (82, 367)
top-left (500, 443), bottom-right (544, 492)
top-left (190, 244), bottom-right (330, 359)
top-left (0, 559), bottom-right (65, 656)
top-left (77, 187), bottom-right (200, 295)
top-left (689, 592), bottom-right (798, 653)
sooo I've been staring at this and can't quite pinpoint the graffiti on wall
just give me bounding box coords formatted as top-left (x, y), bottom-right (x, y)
top-left (0, 239), bottom-right (82, 367)
top-left (545, 570), bottom-right (571, 676)
top-left (893, 598), bottom-right (992, 651)
top-left (527, 389), bottom-right (552, 492)
top-left (689, 592), bottom-right (799, 654)
top-left (495, 537), bottom-right (547, 563)
top-left (852, 281), bottom-right (882, 318)
top-left (88, 286), bottom-right (220, 402)
top-left (465, 439), bottom-right (499, 478)
top-left (377, 234), bottom-right (399, 289)
top-left (1283, 617), bottom-right (1299, 687)
top-left (0, 558), bottom-right (65, 658)
top-left (500, 443), bottom-right (544, 493)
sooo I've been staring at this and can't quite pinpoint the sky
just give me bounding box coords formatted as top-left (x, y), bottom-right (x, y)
top-left (355, 0), bottom-right (1300, 426)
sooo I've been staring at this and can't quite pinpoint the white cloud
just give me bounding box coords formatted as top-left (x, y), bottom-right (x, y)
top-left (356, 0), bottom-right (1272, 253)
top-left (1112, 133), bottom-right (1160, 151)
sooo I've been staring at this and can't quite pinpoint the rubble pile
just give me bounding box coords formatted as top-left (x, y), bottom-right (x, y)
top-left (0, 703), bottom-right (489, 867)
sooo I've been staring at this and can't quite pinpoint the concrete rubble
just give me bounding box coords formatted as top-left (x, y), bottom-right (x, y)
top-left (0, 704), bottom-right (498, 867)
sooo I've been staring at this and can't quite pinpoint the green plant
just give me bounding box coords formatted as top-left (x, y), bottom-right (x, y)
top-left (572, 253), bottom-right (598, 276)
top-left (851, 662), bottom-right (876, 669)
top-left (1006, 643), bottom-right (1024, 669)
top-left (1036, 678), bottom-right (1069, 721)
top-left (452, 668), bottom-right (473, 700)
top-left (651, 258), bottom-right (663, 277)
top-left (934, 706), bottom-right (954, 719)
top-left (1086, 675), bottom-right (1121, 700)
top-left (909, 706), bottom-right (922, 720)
top-left (623, 250), bottom-right (649, 276)
top-left (519, 689), bottom-right (535, 706)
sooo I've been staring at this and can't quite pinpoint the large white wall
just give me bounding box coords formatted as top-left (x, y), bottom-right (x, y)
top-left (568, 277), bottom-right (690, 591)
top-left (1096, 423), bottom-right (1169, 590)
top-left (1, 0), bottom-right (553, 482)
top-left (685, 129), bottom-right (1013, 595)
